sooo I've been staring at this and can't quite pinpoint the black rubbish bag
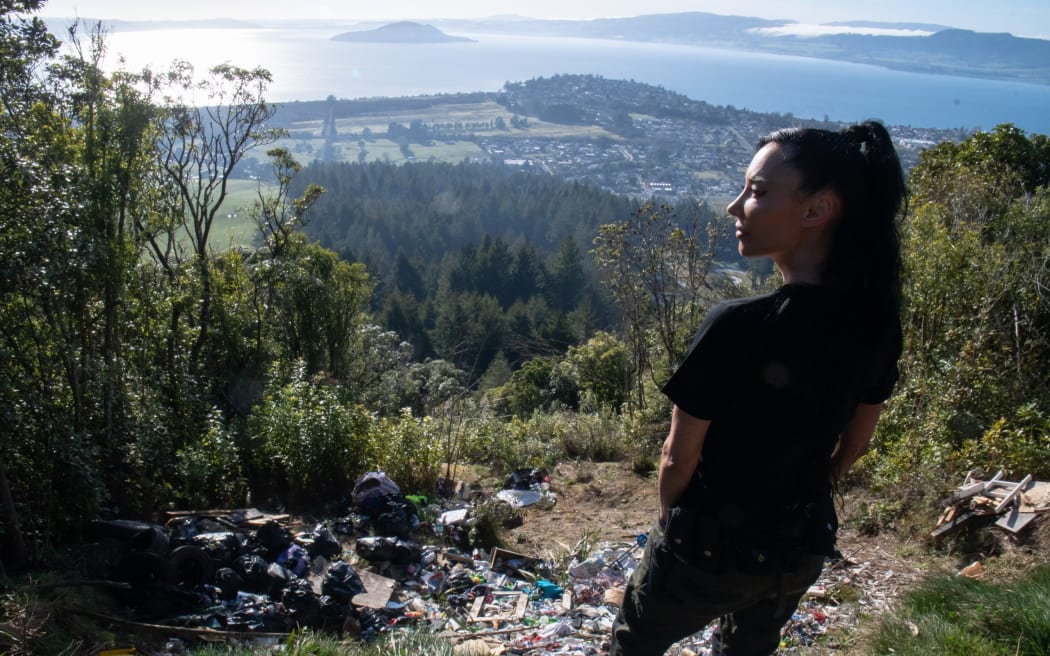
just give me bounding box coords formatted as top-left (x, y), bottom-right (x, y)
top-left (373, 505), bottom-right (410, 538)
top-left (214, 567), bottom-right (245, 600)
top-left (317, 595), bottom-right (351, 631)
top-left (351, 471), bottom-right (401, 510)
top-left (168, 544), bottom-right (213, 588)
top-left (266, 562), bottom-right (293, 596)
top-left (302, 524), bottom-right (342, 558)
top-left (255, 521), bottom-right (293, 558)
top-left (235, 553), bottom-right (271, 593)
top-left (192, 531), bottom-right (246, 568)
top-left (282, 579), bottom-right (322, 627)
top-left (354, 536), bottom-right (422, 565)
top-left (322, 560), bottom-right (366, 602)
top-left (89, 519), bottom-right (170, 556)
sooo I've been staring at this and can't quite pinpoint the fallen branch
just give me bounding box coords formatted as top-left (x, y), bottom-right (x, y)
top-left (450, 625), bottom-right (532, 642)
top-left (31, 580), bottom-right (131, 592)
top-left (66, 608), bottom-right (290, 643)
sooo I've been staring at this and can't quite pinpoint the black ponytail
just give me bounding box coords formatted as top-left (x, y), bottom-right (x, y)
top-left (757, 120), bottom-right (906, 333)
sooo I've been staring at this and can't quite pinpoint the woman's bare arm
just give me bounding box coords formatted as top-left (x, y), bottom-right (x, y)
top-left (658, 405), bottom-right (711, 523)
top-left (830, 402), bottom-right (884, 482)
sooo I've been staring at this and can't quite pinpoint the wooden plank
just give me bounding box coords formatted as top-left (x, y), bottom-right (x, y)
top-left (929, 510), bottom-right (986, 539)
top-left (994, 474), bottom-right (1033, 514)
top-left (995, 509), bottom-right (1041, 534)
top-left (240, 514), bottom-right (290, 528)
top-left (489, 547), bottom-right (536, 572)
top-left (948, 481), bottom-right (989, 503)
top-left (352, 570), bottom-right (396, 609)
top-left (468, 591), bottom-right (529, 623)
top-left (983, 470), bottom-right (1004, 489)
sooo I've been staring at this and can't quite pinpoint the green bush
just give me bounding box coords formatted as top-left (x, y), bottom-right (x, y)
top-left (619, 376), bottom-right (672, 472)
top-left (249, 362), bottom-right (377, 506)
top-left (175, 408), bottom-right (247, 508)
top-left (464, 414), bottom-right (551, 475)
top-left (371, 409), bottom-right (443, 496)
top-left (959, 403), bottom-right (1050, 481)
top-left (564, 331), bottom-right (631, 411)
top-left (488, 356), bottom-right (579, 418)
top-left (548, 409), bottom-right (627, 462)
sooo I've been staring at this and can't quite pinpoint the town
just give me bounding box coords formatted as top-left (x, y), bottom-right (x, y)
top-left (272, 74), bottom-right (969, 203)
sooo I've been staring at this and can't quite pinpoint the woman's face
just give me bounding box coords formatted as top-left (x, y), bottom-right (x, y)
top-left (727, 143), bottom-right (812, 265)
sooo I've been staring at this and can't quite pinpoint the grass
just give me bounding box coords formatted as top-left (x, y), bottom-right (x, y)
top-left (208, 179), bottom-right (270, 250)
top-left (862, 564), bottom-right (1050, 655)
top-left (141, 178), bottom-right (274, 257)
top-left (270, 97), bottom-right (624, 167)
top-left (190, 630), bottom-right (459, 655)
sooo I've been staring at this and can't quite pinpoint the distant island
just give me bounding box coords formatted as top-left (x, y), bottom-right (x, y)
top-left (332, 21), bottom-right (475, 44)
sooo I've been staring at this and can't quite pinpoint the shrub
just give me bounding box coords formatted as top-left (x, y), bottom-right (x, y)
top-left (488, 357), bottom-right (579, 418)
top-left (959, 403), bottom-right (1050, 481)
top-left (175, 408), bottom-right (247, 508)
top-left (249, 362), bottom-right (377, 507)
top-left (464, 414), bottom-right (549, 476)
top-left (371, 409), bottom-right (443, 496)
top-left (549, 409), bottom-right (627, 462)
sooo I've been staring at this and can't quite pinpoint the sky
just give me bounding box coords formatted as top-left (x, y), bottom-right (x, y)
top-left (34, 0), bottom-right (1050, 38)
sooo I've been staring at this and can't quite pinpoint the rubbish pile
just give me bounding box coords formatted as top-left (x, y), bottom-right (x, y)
top-left (79, 468), bottom-right (858, 654)
top-left (80, 469), bottom-right (619, 652)
top-left (930, 470), bottom-right (1050, 540)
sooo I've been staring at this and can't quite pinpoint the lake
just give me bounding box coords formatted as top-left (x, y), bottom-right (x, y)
top-left (102, 27), bottom-right (1050, 134)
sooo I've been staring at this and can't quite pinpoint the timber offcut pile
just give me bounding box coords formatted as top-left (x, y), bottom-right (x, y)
top-left (930, 470), bottom-right (1050, 540)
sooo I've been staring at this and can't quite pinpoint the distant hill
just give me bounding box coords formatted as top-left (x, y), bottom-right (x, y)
top-left (332, 21), bottom-right (475, 44)
top-left (434, 12), bottom-right (1050, 85)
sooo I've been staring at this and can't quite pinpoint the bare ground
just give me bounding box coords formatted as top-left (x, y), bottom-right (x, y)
top-left (498, 460), bottom-right (938, 653)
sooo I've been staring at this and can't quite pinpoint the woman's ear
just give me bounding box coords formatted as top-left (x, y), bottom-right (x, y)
top-left (802, 190), bottom-right (841, 228)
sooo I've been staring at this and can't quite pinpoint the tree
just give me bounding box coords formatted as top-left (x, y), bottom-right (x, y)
top-left (273, 241), bottom-right (374, 382)
top-left (150, 61), bottom-right (282, 374)
top-left (874, 125), bottom-right (1050, 489)
top-left (431, 291), bottom-right (507, 380)
top-left (548, 236), bottom-right (586, 312)
top-left (251, 147), bottom-right (325, 260)
top-left (593, 201), bottom-right (734, 410)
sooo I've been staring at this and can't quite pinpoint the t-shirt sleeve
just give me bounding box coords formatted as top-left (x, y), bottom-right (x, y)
top-left (661, 303), bottom-right (740, 420)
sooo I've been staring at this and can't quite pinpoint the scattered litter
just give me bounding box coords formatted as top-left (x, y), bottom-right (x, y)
top-left (958, 561), bottom-right (984, 579)
top-left (496, 468), bottom-right (557, 508)
top-left (74, 468), bottom-right (911, 654)
top-left (495, 489), bottom-right (546, 507)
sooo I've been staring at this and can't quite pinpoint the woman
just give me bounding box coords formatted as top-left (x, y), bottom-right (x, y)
top-left (609, 121), bottom-right (906, 656)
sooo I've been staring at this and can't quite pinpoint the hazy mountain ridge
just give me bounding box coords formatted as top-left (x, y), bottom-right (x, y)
top-left (434, 12), bottom-right (1050, 85)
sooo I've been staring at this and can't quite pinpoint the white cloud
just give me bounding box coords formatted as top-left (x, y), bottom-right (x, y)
top-left (749, 24), bottom-right (934, 38)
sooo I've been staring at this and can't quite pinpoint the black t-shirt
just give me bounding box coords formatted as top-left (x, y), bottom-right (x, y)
top-left (662, 283), bottom-right (901, 518)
